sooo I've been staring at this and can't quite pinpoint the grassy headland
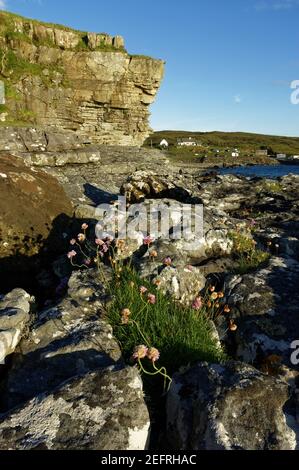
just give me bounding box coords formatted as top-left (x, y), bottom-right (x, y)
top-left (145, 130), bottom-right (299, 166)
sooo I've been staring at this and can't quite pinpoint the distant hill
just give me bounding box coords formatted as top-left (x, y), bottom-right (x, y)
top-left (145, 130), bottom-right (299, 155)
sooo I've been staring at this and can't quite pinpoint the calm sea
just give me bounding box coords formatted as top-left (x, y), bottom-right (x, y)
top-left (218, 164), bottom-right (299, 179)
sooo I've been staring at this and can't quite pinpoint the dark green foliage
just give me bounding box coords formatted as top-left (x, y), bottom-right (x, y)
top-left (106, 266), bottom-right (226, 375)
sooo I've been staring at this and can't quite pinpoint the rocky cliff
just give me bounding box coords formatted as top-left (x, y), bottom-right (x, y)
top-left (0, 11), bottom-right (164, 145)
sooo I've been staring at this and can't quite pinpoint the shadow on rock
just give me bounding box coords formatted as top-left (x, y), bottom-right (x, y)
top-left (84, 183), bottom-right (118, 206)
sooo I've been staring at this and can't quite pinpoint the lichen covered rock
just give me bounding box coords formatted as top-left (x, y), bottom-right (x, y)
top-left (0, 288), bottom-right (31, 364)
top-left (0, 367), bottom-right (150, 450)
top-left (167, 361), bottom-right (296, 450)
top-left (0, 269), bottom-right (150, 450)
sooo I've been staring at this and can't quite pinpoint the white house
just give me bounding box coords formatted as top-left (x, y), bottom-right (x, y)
top-left (159, 139), bottom-right (169, 148)
top-left (177, 137), bottom-right (197, 147)
top-left (232, 152), bottom-right (239, 157)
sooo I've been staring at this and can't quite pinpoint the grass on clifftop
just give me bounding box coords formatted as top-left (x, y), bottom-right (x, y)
top-left (106, 266), bottom-right (226, 376)
top-left (146, 130), bottom-right (299, 156)
top-left (0, 10), bottom-right (126, 52)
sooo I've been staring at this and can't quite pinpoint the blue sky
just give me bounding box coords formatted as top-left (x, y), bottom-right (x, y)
top-left (1, 0), bottom-right (299, 136)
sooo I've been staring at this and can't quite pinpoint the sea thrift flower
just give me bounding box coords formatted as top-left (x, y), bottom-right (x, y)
top-left (223, 305), bottom-right (231, 313)
top-left (218, 292), bottom-right (224, 299)
top-left (121, 308), bottom-right (131, 325)
top-left (207, 301), bottom-right (212, 308)
top-left (95, 238), bottom-right (104, 246)
top-left (121, 308), bottom-right (131, 316)
top-left (163, 257), bottom-right (172, 266)
top-left (192, 297), bottom-right (203, 310)
top-left (140, 286), bottom-right (148, 294)
top-left (143, 236), bottom-right (154, 246)
top-left (148, 293), bottom-right (156, 305)
top-left (153, 279), bottom-right (161, 286)
top-left (78, 233), bottom-right (86, 242)
top-left (67, 250), bottom-right (77, 259)
top-left (211, 292), bottom-right (218, 300)
top-left (81, 223), bottom-right (88, 230)
top-left (209, 286), bottom-right (216, 292)
top-left (102, 244), bottom-right (109, 253)
top-left (147, 347), bottom-right (160, 363)
top-left (229, 320), bottom-right (237, 332)
top-left (116, 239), bottom-right (126, 250)
top-left (84, 258), bottom-right (91, 266)
top-left (186, 265), bottom-right (193, 271)
top-left (70, 239), bottom-right (76, 246)
top-left (149, 250), bottom-right (158, 258)
top-left (133, 345), bottom-right (148, 360)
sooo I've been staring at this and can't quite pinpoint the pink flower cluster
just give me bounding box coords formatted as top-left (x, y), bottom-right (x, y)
top-left (67, 250), bottom-right (77, 259)
top-left (67, 224), bottom-right (115, 264)
top-left (163, 257), bottom-right (172, 266)
top-left (147, 293), bottom-right (156, 305)
top-left (143, 236), bottom-right (155, 246)
top-left (139, 286), bottom-right (156, 304)
top-left (132, 345), bottom-right (160, 363)
top-left (95, 235), bottom-right (114, 258)
top-left (192, 296), bottom-right (203, 310)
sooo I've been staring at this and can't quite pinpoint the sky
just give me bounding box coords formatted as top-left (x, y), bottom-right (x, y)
top-left (1, 0), bottom-right (299, 136)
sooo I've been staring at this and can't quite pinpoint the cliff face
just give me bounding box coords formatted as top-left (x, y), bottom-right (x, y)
top-left (0, 11), bottom-right (164, 145)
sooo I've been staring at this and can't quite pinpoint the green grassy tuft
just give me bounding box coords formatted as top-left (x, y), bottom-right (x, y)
top-left (145, 130), bottom-right (299, 157)
top-left (106, 266), bottom-right (226, 375)
top-left (229, 231), bottom-right (270, 274)
top-left (0, 10), bottom-right (127, 53)
top-left (258, 180), bottom-right (283, 193)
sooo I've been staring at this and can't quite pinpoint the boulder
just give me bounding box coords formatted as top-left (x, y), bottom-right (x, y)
top-left (224, 257), bottom-right (299, 377)
top-left (140, 264), bottom-right (206, 307)
top-left (0, 289), bottom-right (31, 364)
top-left (0, 154), bottom-right (73, 291)
top-left (0, 366), bottom-right (150, 450)
top-left (120, 171), bottom-right (194, 204)
top-left (0, 269), bottom-right (120, 411)
top-left (0, 268), bottom-right (150, 450)
top-left (167, 361), bottom-right (296, 450)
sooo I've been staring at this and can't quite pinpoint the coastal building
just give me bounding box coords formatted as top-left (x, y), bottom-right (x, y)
top-left (276, 153), bottom-right (286, 160)
top-left (159, 139), bottom-right (169, 148)
top-left (232, 151), bottom-right (239, 157)
top-left (177, 137), bottom-right (197, 147)
top-left (256, 149), bottom-right (268, 157)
